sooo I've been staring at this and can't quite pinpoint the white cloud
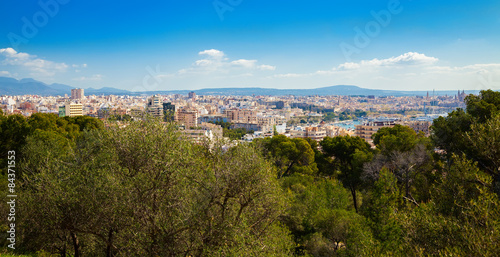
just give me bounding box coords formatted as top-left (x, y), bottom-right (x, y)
top-left (72, 74), bottom-right (103, 81)
top-left (194, 59), bottom-right (215, 67)
top-left (0, 70), bottom-right (11, 76)
top-left (0, 47), bottom-right (69, 77)
top-left (336, 62), bottom-right (361, 70)
top-left (259, 64), bottom-right (276, 71)
top-left (334, 52), bottom-right (438, 71)
top-left (269, 52), bottom-right (500, 91)
top-left (72, 63), bottom-right (88, 68)
top-left (273, 73), bottom-right (308, 78)
top-left (199, 49), bottom-right (225, 59)
top-left (231, 59), bottom-right (257, 68)
top-left (173, 49), bottom-right (276, 76)
top-left (361, 52), bottom-right (438, 67)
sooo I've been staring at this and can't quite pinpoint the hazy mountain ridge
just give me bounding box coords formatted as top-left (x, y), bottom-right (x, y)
top-left (0, 76), bottom-right (482, 96)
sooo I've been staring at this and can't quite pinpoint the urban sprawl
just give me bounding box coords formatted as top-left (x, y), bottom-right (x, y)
top-left (1, 89), bottom-right (468, 145)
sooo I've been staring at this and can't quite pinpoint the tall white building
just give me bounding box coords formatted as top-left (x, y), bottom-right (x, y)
top-left (71, 88), bottom-right (85, 100)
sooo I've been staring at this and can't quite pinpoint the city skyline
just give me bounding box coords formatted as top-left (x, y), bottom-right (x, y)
top-left (1, 0), bottom-right (499, 92)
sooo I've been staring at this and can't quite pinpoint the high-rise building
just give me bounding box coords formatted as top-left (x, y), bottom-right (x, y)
top-left (71, 88), bottom-right (85, 99)
top-left (146, 95), bottom-right (163, 117)
top-left (147, 95), bottom-right (162, 107)
top-left (188, 91), bottom-right (196, 99)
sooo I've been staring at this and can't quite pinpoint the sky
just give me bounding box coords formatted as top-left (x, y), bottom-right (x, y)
top-left (0, 0), bottom-right (499, 91)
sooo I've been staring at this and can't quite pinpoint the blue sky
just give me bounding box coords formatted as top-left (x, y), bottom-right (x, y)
top-left (1, 0), bottom-right (499, 91)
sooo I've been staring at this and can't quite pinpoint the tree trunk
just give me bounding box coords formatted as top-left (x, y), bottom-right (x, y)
top-left (59, 244), bottom-right (66, 257)
top-left (70, 232), bottom-right (80, 257)
top-left (106, 229), bottom-right (115, 257)
top-left (350, 187), bottom-right (358, 213)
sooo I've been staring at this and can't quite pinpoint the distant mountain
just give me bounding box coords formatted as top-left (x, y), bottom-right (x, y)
top-left (85, 87), bottom-right (131, 95)
top-left (0, 76), bottom-right (484, 97)
top-left (138, 85), bottom-right (480, 97)
top-left (0, 77), bottom-right (61, 96)
top-left (48, 83), bottom-right (74, 92)
top-left (0, 77), bottom-right (130, 96)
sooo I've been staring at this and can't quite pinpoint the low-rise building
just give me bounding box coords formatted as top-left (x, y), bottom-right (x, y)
top-left (59, 103), bottom-right (84, 117)
top-left (355, 121), bottom-right (396, 144)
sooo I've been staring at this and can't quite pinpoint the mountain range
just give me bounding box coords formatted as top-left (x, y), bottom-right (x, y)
top-left (0, 76), bottom-right (482, 97)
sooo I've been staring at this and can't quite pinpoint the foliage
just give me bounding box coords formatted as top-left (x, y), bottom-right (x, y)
top-left (256, 135), bottom-right (318, 178)
top-left (465, 114), bottom-right (500, 191)
top-left (338, 109), bottom-right (367, 121)
top-left (209, 121), bottom-right (253, 140)
top-left (431, 89), bottom-right (500, 194)
top-left (361, 168), bottom-right (404, 254)
top-left (279, 174), bottom-right (373, 256)
top-left (399, 154), bottom-right (500, 256)
top-left (372, 124), bottom-right (424, 154)
top-left (16, 121), bottom-right (293, 256)
top-left (224, 127), bottom-right (253, 140)
top-left (320, 135), bottom-right (373, 212)
top-left (367, 125), bottom-right (435, 203)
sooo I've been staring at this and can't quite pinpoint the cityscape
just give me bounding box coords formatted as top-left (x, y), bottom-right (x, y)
top-left (1, 87), bottom-right (468, 145)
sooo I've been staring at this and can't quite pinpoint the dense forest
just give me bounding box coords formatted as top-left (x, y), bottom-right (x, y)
top-left (0, 89), bottom-right (499, 256)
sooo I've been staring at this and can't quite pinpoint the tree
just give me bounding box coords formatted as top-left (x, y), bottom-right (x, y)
top-left (18, 120), bottom-right (294, 256)
top-left (465, 89), bottom-right (500, 123)
top-left (432, 90), bottom-right (500, 195)
top-left (304, 137), bottom-right (333, 176)
top-left (465, 114), bottom-right (500, 193)
top-left (19, 129), bottom-right (131, 257)
top-left (372, 124), bottom-right (420, 154)
top-left (188, 143), bottom-right (293, 256)
top-left (431, 108), bottom-right (472, 157)
top-left (320, 135), bottom-right (373, 212)
top-left (362, 168), bottom-right (404, 254)
top-left (367, 125), bottom-right (434, 203)
top-left (400, 154), bottom-right (500, 256)
top-left (279, 174), bottom-right (356, 256)
top-left (0, 114), bottom-right (30, 165)
top-left (257, 135), bottom-right (317, 178)
top-left (309, 209), bottom-right (375, 256)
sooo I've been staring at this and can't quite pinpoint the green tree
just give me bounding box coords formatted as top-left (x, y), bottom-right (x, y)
top-left (368, 125), bottom-right (434, 203)
top-left (0, 114), bottom-right (30, 165)
top-left (372, 124), bottom-right (420, 154)
top-left (431, 108), bottom-right (472, 157)
top-left (432, 90), bottom-right (500, 194)
top-left (309, 209), bottom-right (375, 256)
top-left (466, 114), bottom-right (500, 192)
top-left (257, 135), bottom-right (317, 178)
top-left (465, 89), bottom-right (500, 123)
top-left (320, 135), bottom-right (373, 212)
top-left (18, 120), bottom-right (293, 256)
top-left (279, 175), bottom-right (355, 255)
top-left (361, 168), bottom-right (404, 254)
top-left (19, 129), bottom-right (131, 256)
top-left (400, 154), bottom-right (500, 256)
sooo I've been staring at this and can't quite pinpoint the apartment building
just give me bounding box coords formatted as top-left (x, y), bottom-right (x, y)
top-left (355, 120), bottom-right (431, 144)
top-left (225, 109), bottom-right (257, 123)
top-left (146, 95), bottom-right (163, 117)
top-left (290, 126), bottom-right (327, 142)
top-left (177, 108), bottom-right (199, 128)
top-left (355, 121), bottom-right (396, 144)
top-left (71, 88), bottom-right (85, 100)
top-left (59, 103), bottom-right (84, 117)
